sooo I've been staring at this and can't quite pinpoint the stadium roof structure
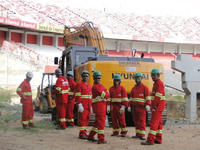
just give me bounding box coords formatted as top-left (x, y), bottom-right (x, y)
top-left (1, 0), bottom-right (200, 44)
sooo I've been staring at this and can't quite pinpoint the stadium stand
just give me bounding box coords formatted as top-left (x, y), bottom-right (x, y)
top-left (1, 0), bottom-right (200, 43)
top-left (1, 0), bottom-right (200, 72)
top-left (0, 40), bottom-right (59, 66)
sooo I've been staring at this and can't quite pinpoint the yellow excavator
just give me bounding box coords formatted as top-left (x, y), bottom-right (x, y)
top-left (34, 73), bottom-right (57, 121)
top-left (55, 21), bottom-right (167, 126)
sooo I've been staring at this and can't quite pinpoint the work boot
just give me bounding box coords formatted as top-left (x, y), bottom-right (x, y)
top-left (67, 125), bottom-right (74, 128)
top-left (139, 137), bottom-right (146, 140)
top-left (131, 135), bottom-right (139, 138)
top-left (87, 138), bottom-right (97, 142)
top-left (111, 133), bottom-right (118, 136)
top-left (121, 134), bottom-right (126, 137)
top-left (98, 141), bottom-right (107, 144)
top-left (29, 124), bottom-right (35, 128)
top-left (154, 140), bottom-right (162, 144)
top-left (79, 135), bottom-right (88, 140)
top-left (23, 125), bottom-right (30, 129)
top-left (141, 141), bottom-right (153, 145)
top-left (53, 121), bottom-right (59, 126)
top-left (55, 126), bottom-right (66, 130)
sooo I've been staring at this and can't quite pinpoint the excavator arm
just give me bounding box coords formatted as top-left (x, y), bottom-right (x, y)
top-left (63, 22), bottom-right (107, 55)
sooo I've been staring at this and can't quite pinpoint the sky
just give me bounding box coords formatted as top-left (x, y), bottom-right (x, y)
top-left (35, 0), bottom-right (200, 17)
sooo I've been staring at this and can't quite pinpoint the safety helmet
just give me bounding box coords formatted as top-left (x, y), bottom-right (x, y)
top-left (67, 71), bottom-right (73, 76)
top-left (93, 71), bottom-right (101, 77)
top-left (151, 68), bottom-right (160, 75)
top-left (113, 74), bottom-right (121, 80)
top-left (55, 68), bottom-right (62, 75)
top-left (81, 70), bottom-right (89, 75)
top-left (135, 72), bottom-right (143, 78)
top-left (26, 72), bottom-right (33, 78)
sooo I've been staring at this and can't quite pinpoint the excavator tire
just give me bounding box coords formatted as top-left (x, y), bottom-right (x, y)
top-left (51, 107), bottom-right (57, 122)
top-left (39, 97), bottom-right (49, 114)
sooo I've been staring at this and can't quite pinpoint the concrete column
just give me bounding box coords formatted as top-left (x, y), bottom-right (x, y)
top-left (36, 34), bottom-right (39, 45)
top-left (23, 32), bottom-right (27, 45)
top-left (193, 45), bottom-right (197, 56)
top-left (171, 54), bottom-right (200, 121)
top-left (116, 40), bottom-right (120, 52)
top-left (7, 30), bottom-right (11, 41)
top-left (39, 34), bottom-right (42, 46)
top-left (185, 92), bottom-right (197, 120)
top-left (147, 43), bottom-right (150, 54)
top-left (163, 43), bottom-right (166, 54)
top-left (54, 35), bottom-right (58, 47)
top-left (177, 44), bottom-right (182, 54)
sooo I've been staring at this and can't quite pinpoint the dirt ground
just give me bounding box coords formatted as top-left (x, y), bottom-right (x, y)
top-left (0, 120), bottom-right (200, 150)
top-left (0, 92), bottom-right (199, 150)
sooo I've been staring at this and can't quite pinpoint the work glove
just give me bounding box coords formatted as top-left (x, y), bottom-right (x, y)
top-left (120, 105), bottom-right (125, 114)
top-left (127, 106), bottom-right (131, 112)
top-left (90, 107), bottom-right (93, 114)
top-left (78, 103), bottom-right (84, 113)
top-left (145, 105), bottom-right (151, 112)
top-left (107, 105), bottom-right (110, 113)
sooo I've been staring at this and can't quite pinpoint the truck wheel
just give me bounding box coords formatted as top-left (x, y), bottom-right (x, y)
top-left (51, 107), bottom-right (57, 123)
top-left (73, 104), bottom-right (78, 125)
top-left (33, 101), bottom-right (40, 111)
top-left (39, 97), bottom-right (49, 114)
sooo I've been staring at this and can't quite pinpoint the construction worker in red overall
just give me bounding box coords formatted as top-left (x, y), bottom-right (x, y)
top-left (141, 68), bottom-right (165, 145)
top-left (16, 72), bottom-right (34, 129)
top-left (128, 72), bottom-right (151, 140)
top-left (75, 70), bottom-right (92, 139)
top-left (107, 74), bottom-right (129, 137)
top-left (87, 71), bottom-right (110, 144)
top-left (66, 71), bottom-right (76, 127)
top-left (54, 68), bottom-right (69, 130)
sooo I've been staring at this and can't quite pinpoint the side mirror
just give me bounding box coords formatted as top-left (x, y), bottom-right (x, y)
top-left (54, 57), bottom-right (58, 65)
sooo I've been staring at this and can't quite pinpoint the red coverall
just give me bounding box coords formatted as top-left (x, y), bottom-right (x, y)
top-left (75, 81), bottom-right (92, 137)
top-left (130, 83), bottom-right (151, 137)
top-left (16, 79), bottom-right (34, 127)
top-left (55, 76), bottom-right (69, 129)
top-left (88, 84), bottom-right (109, 142)
top-left (66, 78), bottom-right (76, 126)
top-left (147, 79), bottom-right (165, 144)
top-left (109, 85), bottom-right (128, 135)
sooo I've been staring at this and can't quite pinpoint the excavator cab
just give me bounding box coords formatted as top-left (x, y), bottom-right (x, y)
top-left (59, 46), bottom-right (98, 78)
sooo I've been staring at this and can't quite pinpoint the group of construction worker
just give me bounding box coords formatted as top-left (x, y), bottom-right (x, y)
top-left (16, 68), bottom-right (165, 145)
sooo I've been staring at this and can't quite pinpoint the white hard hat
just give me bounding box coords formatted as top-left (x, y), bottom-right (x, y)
top-left (67, 71), bottom-right (73, 76)
top-left (26, 72), bottom-right (33, 78)
top-left (55, 68), bottom-right (62, 75)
